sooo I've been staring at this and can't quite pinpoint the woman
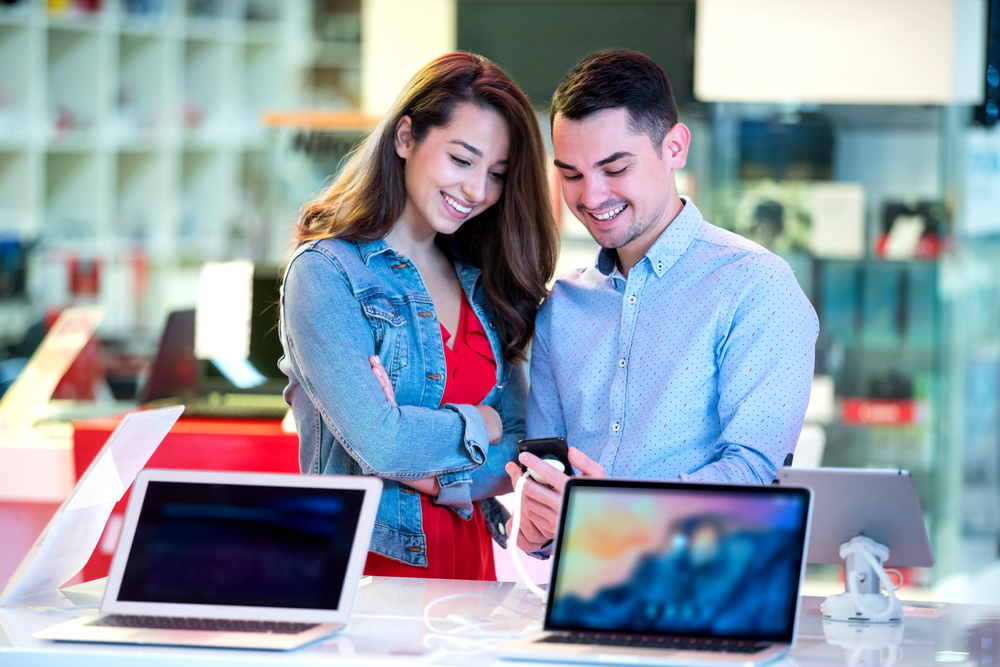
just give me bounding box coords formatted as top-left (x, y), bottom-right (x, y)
top-left (278, 52), bottom-right (559, 580)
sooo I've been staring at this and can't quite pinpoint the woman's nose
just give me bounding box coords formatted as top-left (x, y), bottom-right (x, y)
top-left (461, 170), bottom-right (489, 204)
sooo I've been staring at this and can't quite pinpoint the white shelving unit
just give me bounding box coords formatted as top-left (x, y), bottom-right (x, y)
top-left (0, 0), bottom-right (308, 342)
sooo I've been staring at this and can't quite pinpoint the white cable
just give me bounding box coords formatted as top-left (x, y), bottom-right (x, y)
top-left (420, 592), bottom-right (541, 655)
top-left (508, 474), bottom-right (548, 600)
top-left (840, 539), bottom-right (900, 622)
top-left (413, 474), bottom-right (549, 656)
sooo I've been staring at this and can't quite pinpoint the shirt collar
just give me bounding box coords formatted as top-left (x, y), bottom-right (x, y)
top-left (595, 196), bottom-right (704, 278)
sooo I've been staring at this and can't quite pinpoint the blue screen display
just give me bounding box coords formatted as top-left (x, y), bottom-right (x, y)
top-left (547, 485), bottom-right (808, 641)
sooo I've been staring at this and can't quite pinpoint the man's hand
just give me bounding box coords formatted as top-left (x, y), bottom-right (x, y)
top-left (504, 447), bottom-right (606, 552)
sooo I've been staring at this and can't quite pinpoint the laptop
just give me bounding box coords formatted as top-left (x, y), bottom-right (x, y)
top-left (36, 469), bottom-right (382, 650)
top-left (141, 266), bottom-right (289, 418)
top-left (500, 478), bottom-right (813, 667)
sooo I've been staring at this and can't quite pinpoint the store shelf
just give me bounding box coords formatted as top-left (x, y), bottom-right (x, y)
top-left (0, 150), bottom-right (35, 235)
top-left (44, 151), bottom-right (103, 241)
top-left (47, 26), bottom-right (104, 145)
top-left (117, 32), bottom-right (169, 144)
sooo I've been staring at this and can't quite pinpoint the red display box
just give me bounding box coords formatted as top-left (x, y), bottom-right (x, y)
top-left (73, 416), bottom-right (299, 582)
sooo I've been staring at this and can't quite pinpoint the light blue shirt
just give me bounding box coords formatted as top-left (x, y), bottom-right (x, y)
top-left (527, 199), bottom-right (819, 484)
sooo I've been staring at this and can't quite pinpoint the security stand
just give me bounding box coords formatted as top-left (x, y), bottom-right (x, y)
top-left (821, 536), bottom-right (903, 623)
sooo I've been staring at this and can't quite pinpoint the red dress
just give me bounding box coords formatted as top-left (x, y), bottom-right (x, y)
top-left (363, 292), bottom-right (498, 580)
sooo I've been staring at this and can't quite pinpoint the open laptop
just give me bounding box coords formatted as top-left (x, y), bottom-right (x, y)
top-left (500, 479), bottom-right (813, 667)
top-left (36, 469), bottom-right (382, 650)
top-left (141, 265), bottom-right (289, 418)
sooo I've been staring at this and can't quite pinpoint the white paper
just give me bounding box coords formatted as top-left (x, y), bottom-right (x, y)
top-left (195, 260), bottom-right (254, 361)
top-left (809, 182), bottom-right (866, 259)
top-left (1, 406), bottom-right (183, 605)
top-left (0, 306), bottom-right (105, 435)
top-left (884, 215), bottom-right (925, 259)
top-left (210, 357), bottom-right (267, 389)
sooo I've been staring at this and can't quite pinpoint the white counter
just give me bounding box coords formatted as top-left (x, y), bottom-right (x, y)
top-left (1, 576), bottom-right (996, 667)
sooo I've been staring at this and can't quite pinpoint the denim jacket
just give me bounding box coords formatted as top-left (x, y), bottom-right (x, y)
top-left (278, 237), bottom-right (522, 567)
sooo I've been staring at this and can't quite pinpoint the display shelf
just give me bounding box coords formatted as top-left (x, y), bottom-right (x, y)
top-left (0, 24), bottom-right (36, 144)
top-left (0, 150), bottom-right (37, 235)
top-left (183, 37), bottom-right (228, 141)
top-left (237, 147), bottom-right (269, 261)
top-left (115, 150), bottom-right (163, 242)
top-left (117, 32), bottom-right (168, 144)
top-left (242, 41), bottom-right (283, 140)
top-left (47, 27), bottom-right (105, 145)
top-left (0, 0), bottom-right (310, 336)
top-left (179, 148), bottom-right (235, 259)
top-left (44, 151), bottom-right (104, 241)
top-left (0, 1), bottom-right (36, 25)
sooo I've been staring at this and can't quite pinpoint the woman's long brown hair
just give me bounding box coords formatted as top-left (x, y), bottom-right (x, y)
top-left (295, 52), bottom-right (558, 364)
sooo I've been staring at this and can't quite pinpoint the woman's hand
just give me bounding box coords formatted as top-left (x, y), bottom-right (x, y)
top-left (373, 354), bottom-right (501, 446)
top-left (369, 355), bottom-right (396, 405)
top-left (475, 405), bottom-right (502, 444)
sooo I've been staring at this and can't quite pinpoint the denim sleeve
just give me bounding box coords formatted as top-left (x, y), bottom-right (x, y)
top-left (526, 298), bottom-right (568, 440)
top-left (282, 250), bottom-right (489, 486)
top-left (681, 254), bottom-right (819, 485)
top-left (466, 359), bottom-right (526, 503)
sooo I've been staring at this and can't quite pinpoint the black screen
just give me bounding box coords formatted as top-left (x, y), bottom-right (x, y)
top-left (117, 481), bottom-right (365, 610)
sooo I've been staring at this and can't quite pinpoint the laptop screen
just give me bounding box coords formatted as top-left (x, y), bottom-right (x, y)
top-left (115, 481), bottom-right (365, 610)
top-left (546, 481), bottom-right (809, 643)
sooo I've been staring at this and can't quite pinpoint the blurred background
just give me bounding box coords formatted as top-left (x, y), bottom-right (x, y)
top-left (1, 0), bottom-right (1000, 599)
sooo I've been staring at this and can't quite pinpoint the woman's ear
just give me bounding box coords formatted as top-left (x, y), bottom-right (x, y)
top-left (394, 116), bottom-right (414, 159)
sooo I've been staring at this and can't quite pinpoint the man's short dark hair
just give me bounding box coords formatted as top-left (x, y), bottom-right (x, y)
top-left (551, 50), bottom-right (678, 155)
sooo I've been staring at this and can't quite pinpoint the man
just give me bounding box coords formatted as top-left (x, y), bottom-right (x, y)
top-left (505, 50), bottom-right (818, 553)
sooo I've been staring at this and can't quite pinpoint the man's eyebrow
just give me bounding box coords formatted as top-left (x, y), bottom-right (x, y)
top-left (448, 140), bottom-right (483, 158)
top-left (594, 151), bottom-right (635, 167)
top-left (553, 159), bottom-right (577, 171)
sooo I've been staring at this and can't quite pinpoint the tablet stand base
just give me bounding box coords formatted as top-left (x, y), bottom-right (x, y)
top-left (822, 592), bottom-right (903, 623)
top-left (822, 536), bottom-right (904, 623)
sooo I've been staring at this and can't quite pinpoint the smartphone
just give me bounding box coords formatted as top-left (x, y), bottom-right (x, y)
top-left (517, 437), bottom-right (574, 477)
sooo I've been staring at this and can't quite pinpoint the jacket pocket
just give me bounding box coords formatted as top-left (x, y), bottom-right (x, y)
top-left (359, 291), bottom-right (408, 381)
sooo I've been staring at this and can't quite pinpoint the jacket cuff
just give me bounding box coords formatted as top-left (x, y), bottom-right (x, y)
top-left (434, 470), bottom-right (474, 518)
top-left (441, 402), bottom-right (489, 464)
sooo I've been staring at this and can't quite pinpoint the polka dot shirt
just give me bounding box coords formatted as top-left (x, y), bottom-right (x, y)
top-left (527, 199), bottom-right (819, 484)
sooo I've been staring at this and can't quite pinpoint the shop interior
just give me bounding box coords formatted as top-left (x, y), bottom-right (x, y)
top-left (2, 0), bottom-right (1000, 663)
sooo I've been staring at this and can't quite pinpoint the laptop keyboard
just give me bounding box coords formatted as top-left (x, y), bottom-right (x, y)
top-left (89, 615), bottom-right (319, 635)
top-left (539, 633), bottom-right (771, 654)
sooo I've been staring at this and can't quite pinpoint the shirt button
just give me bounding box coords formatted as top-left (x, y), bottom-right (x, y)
top-left (488, 319), bottom-right (496, 330)
top-left (628, 296), bottom-right (636, 304)
top-left (619, 358), bottom-right (626, 367)
top-left (657, 262), bottom-right (664, 271)
top-left (612, 422), bottom-right (621, 432)
top-left (498, 523), bottom-right (506, 536)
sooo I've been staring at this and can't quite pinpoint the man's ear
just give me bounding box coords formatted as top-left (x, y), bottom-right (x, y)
top-left (662, 122), bottom-right (691, 170)
top-left (394, 116), bottom-right (414, 159)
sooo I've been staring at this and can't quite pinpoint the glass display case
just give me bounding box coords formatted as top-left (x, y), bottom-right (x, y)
top-left (696, 102), bottom-right (999, 581)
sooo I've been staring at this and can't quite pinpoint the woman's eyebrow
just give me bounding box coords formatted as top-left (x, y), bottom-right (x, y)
top-left (448, 140), bottom-right (483, 157)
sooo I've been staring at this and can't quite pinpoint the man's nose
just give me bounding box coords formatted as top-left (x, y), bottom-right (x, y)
top-left (580, 177), bottom-right (610, 211)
